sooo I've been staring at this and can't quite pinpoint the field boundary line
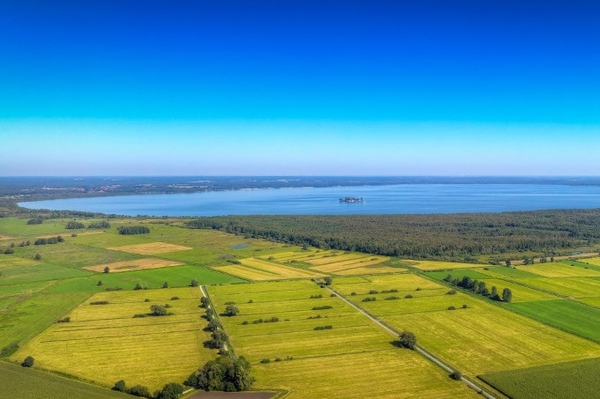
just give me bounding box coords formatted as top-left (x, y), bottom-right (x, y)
top-left (200, 285), bottom-right (238, 358)
top-left (326, 285), bottom-right (497, 399)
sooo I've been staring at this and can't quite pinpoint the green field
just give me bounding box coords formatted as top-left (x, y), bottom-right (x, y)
top-left (14, 287), bottom-right (215, 391)
top-left (479, 357), bottom-right (600, 399)
top-left (43, 265), bottom-right (243, 293)
top-left (208, 280), bottom-right (477, 398)
top-left (0, 291), bottom-right (91, 348)
top-left (425, 269), bottom-right (492, 281)
top-left (477, 266), bottom-right (541, 279)
top-left (0, 361), bottom-right (131, 399)
top-left (510, 300), bottom-right (600, 343)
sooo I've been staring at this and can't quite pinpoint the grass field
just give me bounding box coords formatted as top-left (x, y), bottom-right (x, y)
top-left (44, 265), bottom-right (243, 293)
top-left (0, 291), bottom-right (91, 348)
top-left (410, 261), bottom-right (490, 271)
top-left (252, 351), bottom-right (477, 399)
top-left (472, 278), bottom-right (558, 302)
top-left (0, 361), bottom-right (131, 399)
top-left (109, 242), bottom-right (192, 255)
top-left (479, 357), bottom-right (600, 399)
top-left (14, 287), bottom-right (215, 391)
top-left (0, 260), bottom-right (92, 285)
top-left (516, 262), bottom-right (600, 278)
top-left (209, 280), bottom-right (477, 398)
top-left (517, 277), bottom-right (600, 298)
top-left (334, 274), bottom-right (600, 377)
top-left (84, 258), bottom-right (184, 273)
top-left (510, 300), bottom-right (600, 343)
top-left (477, 266), bottom-right (541, 279)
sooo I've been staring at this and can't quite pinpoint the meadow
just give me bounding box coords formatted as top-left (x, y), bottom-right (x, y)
top-left (0, 361), bottom-right (131, 399)
top-left (333, 274), bottom-right (600, 377)
top-left (479, 357), bottom-right (600, 399)
top-left (208, 280), bottom-right (477, 398)
top-left (13, 287), bottom-right (215, 391)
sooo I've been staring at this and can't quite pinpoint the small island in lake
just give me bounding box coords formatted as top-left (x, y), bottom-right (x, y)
top-left (339, 197), bottom-right (365, 203)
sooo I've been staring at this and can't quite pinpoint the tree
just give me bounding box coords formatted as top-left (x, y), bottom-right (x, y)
top-left (156, 383), bottom-right (184, 399)
top-left (22, 356), bottom-right (35, 367)
top-left (225, 304), bottom-right (239, 316)
top-left (162, 282), bottom-right (169, 288)
top-left (399, 331), bottom-right (417, 349)
top-left (134, 282), bottom-right (143, 290)
top-left (323, 276), bottom-right (332, 286)
top-left (151, 304), bottom-right (167, 316)
top-left (491, 286), bottom-right (500, 300)
top-left (34, 253), bottom-right (42, 260)
top-left (128, 384), bottom-right (151, 397)
top-left (112, 380), bottom-right (127, 392)
top-left (502, 288), bottom-right (513, 303)
top-left (505, 260), bottom-right (511, 267)
top-left (191, 278), bottom-right (199, 287)
top-left (97, 280), bottom-right (103, 286)
top-left (449, 371), bottom-right (462, 380)
top-left (104, 266), bottom-right (110, 273)
top-left (200, 297), bottom-right (209, 308)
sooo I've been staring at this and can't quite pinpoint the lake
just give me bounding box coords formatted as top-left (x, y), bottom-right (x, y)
top-left (18, 184), bottom-right (600, 216)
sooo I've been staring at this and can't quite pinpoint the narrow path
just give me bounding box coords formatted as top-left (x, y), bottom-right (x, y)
top-left (326, 286), bottom-right (497, 399)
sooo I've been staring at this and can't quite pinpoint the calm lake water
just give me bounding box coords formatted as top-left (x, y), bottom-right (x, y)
top-left (19, 184), bottom-right (600, 216)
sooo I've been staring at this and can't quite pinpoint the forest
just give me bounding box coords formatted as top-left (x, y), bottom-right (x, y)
top-left (186, 209), bottom-right (600, 261)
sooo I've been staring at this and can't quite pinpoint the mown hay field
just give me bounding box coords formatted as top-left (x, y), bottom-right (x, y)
top-left (334, 274), bottom-right (600, 377)
top-left (84, 258), bottom-right (184, 273)
top-left (410, 260), bottom-right (490, 271)
top-left (517, 277), bottom-right (600, 298)
top-left (208, 280), bottom-right (477, 399)
top-left (13, 287), bottom-right (215, 391)
top-left (479, 357), bottom-right (600, 399)
top-left (0, 361), bottom-right (131, 399)
top-left (215, 258), bottom-right (324, 281)
top-left (516, 262), bottom-right (600, 278)
top-left (334, 265), bottom-right (405, 275)
top-left (109, 241), bottom-right (192, 255)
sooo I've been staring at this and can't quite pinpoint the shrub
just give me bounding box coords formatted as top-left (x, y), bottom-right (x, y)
top-left (97, 280), bottom-right (103, 286)
top-left (34, 253), bottom-right (42, 260)
top-left (404, 294), bottom-right (413, 299)
top-left (260, 358), bottom-right (271, 364)
top-left (385, 296), bottom-right (400, 300)
top-left (462, 304), bottom-right (468, 309)
top-left (113, 380), bottom-right (127, 392)
top-left (134, 283), bottom-right (143, 290)
top-left (225, 304), bottom-right (239, 316)
top-left (90, 301), bottom-right (109, 305)
top-left (4, 248), bottom-right (14, 254)
top-left (312, 305), bottom-right (333, 310)
top-left (133, 314), bottom-right (147, 318)
top-left (0, 343), bottom-right (19, 357)
top-left (362, 297), bottom-right (377, 302)
top-left (56, 316), bottom-right (70, 323)
top-left (22, 356), bottom-right (35, 367)
top-left (369, 290), bottom-right (379, 294)
top-left (446, 289), bottom-right (457, 295)
top-left (27, 218), bottom-right (43, 225)
top-left (449, 371), bottom-right (462, 380)
top-left (118, 225), bottom-right (150, 235)
top-left (310, 294), bottom-right (323, 299)
top-left (128, 384), bottom-right (151, 397)
top-left (448, 306), bottom-right (456, 310)
top-left (151, 304), bottom-right (167, 316)
top-left (399, 331), bottom-right (417, 349)
top-left (66, 221), bottom-right (85, 229)
top-left (350, 292), bottom-right (356, 296)
top-left (88, 221), bottom-right (111, 229)
top-left (190, 278), bottom-right (199, 287)
top-left (314, 325), bottom-right (333, 330)
top-left (104, 266), bottom-right (110, 273)
top-left (162, 282), bottom-right (168, 288)
top-left (171, 296), bottom-right (179, 300)
top-left (156, 383), bottom-right (184, 399)
top-left (144, 298), bottom-right (150, 302)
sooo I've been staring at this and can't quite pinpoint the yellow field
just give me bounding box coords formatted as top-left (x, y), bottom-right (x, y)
top-left (306, 253), bottom-right (380, 266)
top-left (311, 257), bottom-right (390, 272)
top-left (576, 257), bottom-right (600, 267)
top-left (265, 250), bottom-right (340, 262)
top-left (0, 234), bottom-right (16, 240)
top-left (110, 242), bottom-right (193, 255)
top-left (214, 258), bottom-right (324, 281)
top-left (253, 351), bottom-right (478, 399)
top-left (577, 297), bottom-right (600, 308)
top-left (517, 263), bottom-right (600, 278)
top-left (338, 274), bottom-right (600, 377)
top-left (15, 288), bottom-right (214, 391)
top-left (209, 280), bottom-right (477, 398)
top-left (410, 261), bottom-right (490, 271)
top-left (518, 277), bottom-right (600, 298)
top-left (476, 278), bottom-right (558, 302)
top-left (335, 266), bottom-right (406, 276)
top-left (83, 258), bottom-right (184, 273)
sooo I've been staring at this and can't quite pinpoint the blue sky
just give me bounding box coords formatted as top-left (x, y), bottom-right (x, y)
top-left (1, 0), bottom-right (599, 176)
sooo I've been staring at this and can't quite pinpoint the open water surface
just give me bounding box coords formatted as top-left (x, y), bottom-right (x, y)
top-left (19, 184), bottom-right (600, 216)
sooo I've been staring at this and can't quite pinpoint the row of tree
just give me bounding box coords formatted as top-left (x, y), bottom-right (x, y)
top-left (443, 275), bottom-right (512, 302)
top-left (118, 225), bottom-right (150, 235)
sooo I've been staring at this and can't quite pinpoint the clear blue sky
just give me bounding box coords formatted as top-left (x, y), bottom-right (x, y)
top-left (1, 0), bottom-right (599, 176)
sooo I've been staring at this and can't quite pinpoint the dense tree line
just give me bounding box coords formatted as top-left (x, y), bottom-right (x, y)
top-left (444, 275), bottom-right (512, 302)
top-left (186, 209), bottom-right (600, 260)
top-left (184, 355), bottom-right (254, 392)
top-left (118, 225), bottom-right (150, 235)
